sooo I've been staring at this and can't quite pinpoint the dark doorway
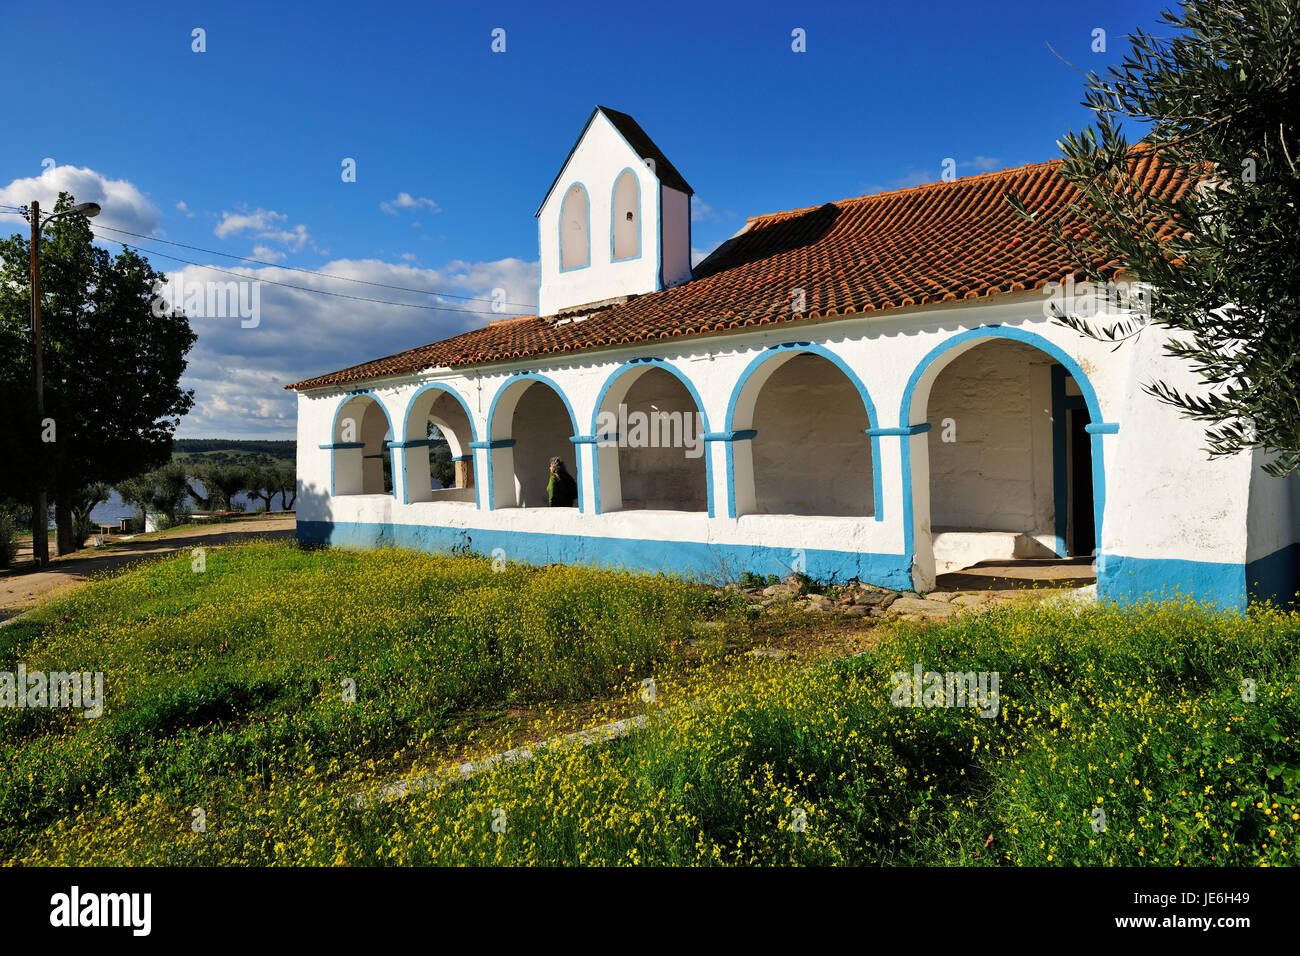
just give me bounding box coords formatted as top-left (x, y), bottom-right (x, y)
top-left (1067, 409), bottom-right (1095, 556)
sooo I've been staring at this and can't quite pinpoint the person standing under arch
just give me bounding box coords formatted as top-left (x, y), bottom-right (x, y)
top-left (547, 457), bottom-right (578, 508)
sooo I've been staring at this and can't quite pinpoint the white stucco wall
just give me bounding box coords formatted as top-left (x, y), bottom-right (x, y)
top-left (1101, 324), bottom-right (1252, 565)
top-left (660, 186), bottom-right (692, 288)
top-left (1246, 463), bottom-right (1300, 563)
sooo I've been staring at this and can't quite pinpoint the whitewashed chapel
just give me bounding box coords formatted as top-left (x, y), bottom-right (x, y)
top-left (289, 106), bottom-right (1299, 609)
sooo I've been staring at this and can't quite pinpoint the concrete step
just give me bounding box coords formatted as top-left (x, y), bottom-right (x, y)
top-left (932, 530), bottom-right (1055, 575)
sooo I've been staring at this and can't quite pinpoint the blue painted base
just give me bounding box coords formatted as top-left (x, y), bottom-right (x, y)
top-left (297, 521), bottom-right (1300, 611)
top-left (296, 519), bottom-right (915, 590)
top-left (1100, 544), bottom-right (1300, 611)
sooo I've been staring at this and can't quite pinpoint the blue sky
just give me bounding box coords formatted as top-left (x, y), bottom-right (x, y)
top-left (0, 0), bottom-right (1169, 438)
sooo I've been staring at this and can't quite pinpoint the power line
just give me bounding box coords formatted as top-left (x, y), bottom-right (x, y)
top-left (0, 207), bottom-right (529, 317)
top-left (0, 203), bottom-right (537, 310)
top-left (96, 221), bottom-right (537, 308)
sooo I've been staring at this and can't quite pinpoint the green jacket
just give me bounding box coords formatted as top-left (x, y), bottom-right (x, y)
top-left (547, 469), bottom-right (577, 507)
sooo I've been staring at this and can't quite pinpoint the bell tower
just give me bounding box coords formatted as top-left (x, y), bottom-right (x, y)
top-left (536, 106), bottom-right (693, 317)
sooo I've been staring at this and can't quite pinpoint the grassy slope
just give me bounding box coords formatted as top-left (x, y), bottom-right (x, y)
top-left (251, 599), bottom-right (1299, 867)
top-left (0, 541), bottom-right (719, 862)
top-left (3, 542), bottom-right (1298, 866)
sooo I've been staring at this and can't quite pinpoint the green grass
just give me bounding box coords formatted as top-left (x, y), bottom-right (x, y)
top-left (0, 541), bottom-right (716, 861)
top-left (245, 598), bottom-right (1295, 867)
top-left (3, 542), bottom-right (1298, 866)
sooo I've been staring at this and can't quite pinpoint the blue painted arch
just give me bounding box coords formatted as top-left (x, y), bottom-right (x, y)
top-left (332, 390), bottom-right (394, 440)
top-left (896, 324), bottom-right (1108, 560)
top-left (399, 382), bottom-right (480, 505)
top-left (486, 372), bottom-right (585, 512)
top-left (589, 358), bottom-right (714, 516)
top-left (723, 342), bottom-right (885, 521)
top-left (330, 391), bottom-right (397, 498)
top-left (401, 382), bottom-right (480, 447)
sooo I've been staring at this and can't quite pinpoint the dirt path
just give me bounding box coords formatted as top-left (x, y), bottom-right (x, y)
top-left (0, 516), bottom-right (296, 622)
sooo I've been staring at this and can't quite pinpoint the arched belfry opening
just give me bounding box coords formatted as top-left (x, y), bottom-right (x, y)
top-left (612, 169), bottom-right (640, 261)
top-left (559, 184), bottom-right (590, 271)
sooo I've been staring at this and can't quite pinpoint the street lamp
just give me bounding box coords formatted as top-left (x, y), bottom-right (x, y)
top-left (27, 199), bottom-right (101, 567)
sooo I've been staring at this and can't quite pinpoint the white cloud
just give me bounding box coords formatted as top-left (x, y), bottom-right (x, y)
top-left (214, 207), bottom-right (282, 238)
top-left (176, 200), bottom-right (195, 218)
top-left (215, 206), bottom-right (312, 252)
top-left (381, 192), bottom-right (440, 215)
top-left (251, 244), bottom-right (285, 263)
top-left (259, 223), bottom-right (311, 252)
top-left (169, 255), bottom-right (539, 437)
top-left (691, 197), bottom-right (718, 222)
top-left (0, 165), bottom-right (161, 237)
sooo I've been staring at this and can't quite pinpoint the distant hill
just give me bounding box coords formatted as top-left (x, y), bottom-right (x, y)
top-left (173, 439), bottom-right (296, 466)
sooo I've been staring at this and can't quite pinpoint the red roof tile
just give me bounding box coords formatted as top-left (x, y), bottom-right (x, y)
top-left (288, 152), bottom-right (1188, 391)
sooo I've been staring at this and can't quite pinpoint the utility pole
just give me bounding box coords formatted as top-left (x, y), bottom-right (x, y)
top-left (25, 198), bottom-right (99, 567)
top-left (29, 200), bottom-right (47, 567)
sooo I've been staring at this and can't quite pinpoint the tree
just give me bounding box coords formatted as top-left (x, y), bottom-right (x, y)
top-left (118, 462), bottom-right (191, 527)
top-left (192, 462), bottom-right (249, 512)
top-left (1010, 0), bottom-right (1300, 475)
top-left (70, 483), bottom-right (111, 548)
top-left (244, 464), bottom-right (278, 512)
top-left (273, 461), bottom-right (297, 510)
top-left (0, 193), bottom-right (197, 551)
top-left (184, 467), bottom-right (215, 510)
top-left (431, 446), bottom-right (455, 490)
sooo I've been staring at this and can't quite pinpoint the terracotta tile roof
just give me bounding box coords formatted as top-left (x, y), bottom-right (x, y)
top-left (288, 152), bottom-right (1189, 391)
